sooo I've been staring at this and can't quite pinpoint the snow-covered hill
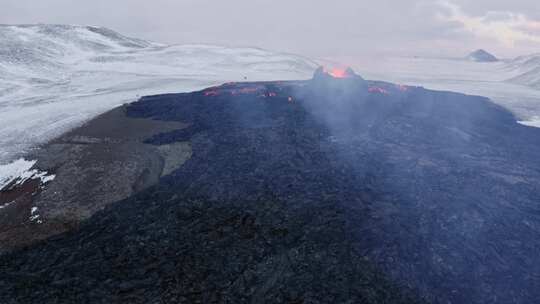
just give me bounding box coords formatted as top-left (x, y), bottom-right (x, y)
top-left (505, 53), bottom-right (540, 89)
top-left (0, 24), bottom-right (318, 167)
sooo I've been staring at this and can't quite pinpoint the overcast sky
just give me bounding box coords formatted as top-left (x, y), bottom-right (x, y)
top-left (2, 0), bottom-right (540, 59)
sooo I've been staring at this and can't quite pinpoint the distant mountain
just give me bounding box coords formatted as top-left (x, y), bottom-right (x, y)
top-left (0, 24), bottom-right (318, 166)
top-left (467, 49), bottom-right (498, 62)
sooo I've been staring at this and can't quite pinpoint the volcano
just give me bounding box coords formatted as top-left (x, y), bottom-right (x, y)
top-left (467, 49), bottom-right (499, 62)
top-left (1, 68), bottom-right (540, 303)
top-left (314, 66), bottom-right (360, 79)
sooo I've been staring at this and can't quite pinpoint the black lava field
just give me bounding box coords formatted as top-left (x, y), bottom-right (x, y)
top-left (2, 70), bottom-right (540, 304)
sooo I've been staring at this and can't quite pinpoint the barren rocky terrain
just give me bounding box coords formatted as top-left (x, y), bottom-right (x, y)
top-left (1, 70), bottom-right (540, 303)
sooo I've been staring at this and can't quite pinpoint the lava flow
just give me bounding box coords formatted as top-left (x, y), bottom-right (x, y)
top-left (328, 68), bottom-right (349, 78)
top-left (314, 66), bottom-right (358, 79)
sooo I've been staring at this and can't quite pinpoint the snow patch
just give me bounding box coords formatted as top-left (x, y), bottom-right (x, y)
top-left (518, 118), bottom-right (540, 128)
top-left (0, 201), bottom-right (15, 209)
top-left (0, 158), bottom-right (55, 191)
top-left (29, 206), bottom-right (42, 224)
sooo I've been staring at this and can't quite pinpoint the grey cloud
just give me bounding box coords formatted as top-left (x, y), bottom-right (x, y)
top-left (451, 0), bottom-right (540, 20)
top-left (0, 0), bottom-right (537, 58)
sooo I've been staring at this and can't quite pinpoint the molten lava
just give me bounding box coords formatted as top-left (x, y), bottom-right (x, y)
top-left (326, 67), bottom-right (355, 78)
top-left (328, 68), bottom-right (349, 78)
top-left (313, 66), bottom-right (361, 80)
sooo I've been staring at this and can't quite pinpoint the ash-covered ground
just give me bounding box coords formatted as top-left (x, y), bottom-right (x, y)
top-left (1, 68), bottom-right (540, 303)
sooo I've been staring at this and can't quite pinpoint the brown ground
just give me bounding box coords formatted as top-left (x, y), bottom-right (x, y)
top-left (0, 105), bottom-right (191, 254)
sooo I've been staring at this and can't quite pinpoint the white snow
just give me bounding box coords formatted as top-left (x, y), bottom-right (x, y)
top-left (352, 55), bottom-right (540, 128)
top-left (505, 53), bottom-right (540, 89)
top-left (29, 206), bottom-right (42, 224)
top-left (0, 24), bottom-right (318, 166)
top-left (518, 117), bottom-right (540, 128)
top-left (0, 158), bottom-right (37, 190)
top-left (0, 158), bottom-right (55, 191)
top-left (0, 201), bottom-right (15, 210)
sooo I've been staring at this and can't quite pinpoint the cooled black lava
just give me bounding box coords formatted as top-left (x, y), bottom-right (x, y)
top-left (2, 69), bottom-right (540, 304)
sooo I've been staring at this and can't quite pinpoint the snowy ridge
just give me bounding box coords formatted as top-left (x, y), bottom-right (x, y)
top-left (0, 24), bottom-right (156, 78)
top-left (0, 24), bottom-right (318, 166)
top-left (506, 53), bottom-right (540, 89)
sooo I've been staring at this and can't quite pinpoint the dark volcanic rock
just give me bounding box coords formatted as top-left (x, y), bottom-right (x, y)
top-left (1, 71), bottom-right (540, 303)
top-left (0, 107), bottom-right (191, 254)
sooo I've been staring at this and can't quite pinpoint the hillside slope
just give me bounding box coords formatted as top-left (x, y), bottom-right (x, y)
top-left (0, 24), bottom-right (317, 166)
top-left (506, 53), bottom-right (540, 89)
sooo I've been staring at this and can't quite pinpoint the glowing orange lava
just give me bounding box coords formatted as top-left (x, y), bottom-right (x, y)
top-left (328, 68), bottom-right (349, 78)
